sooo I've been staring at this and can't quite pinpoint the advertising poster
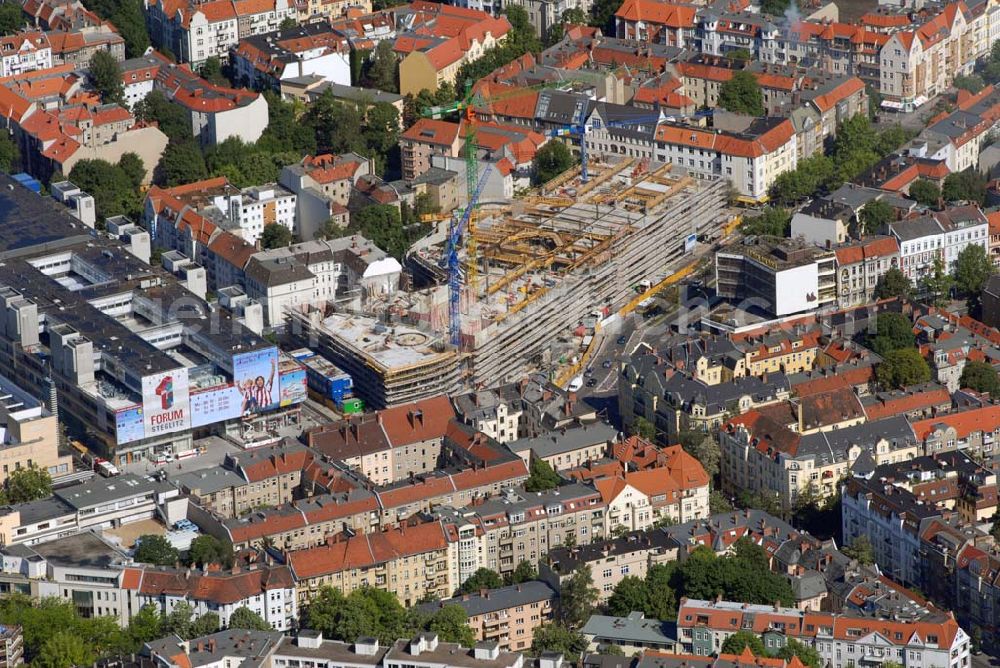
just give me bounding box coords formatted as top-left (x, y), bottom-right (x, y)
top-left (278, 368), bottom-right (307, 407)
top-left (190, 385), bottom-right (243, 428)
top-left (141, 368), bottom-right (191, 437)
top-left (115, 405), bottom-right (145, 445)
top-left (233, 348), bottom-right (279, 415)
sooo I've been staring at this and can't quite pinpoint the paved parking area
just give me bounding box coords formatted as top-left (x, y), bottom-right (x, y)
top-left (122, 435), bottom-right (241, 477)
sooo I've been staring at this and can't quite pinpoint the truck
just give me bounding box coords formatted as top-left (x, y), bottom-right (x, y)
top-left (95, 459), bottom-right (120, 477)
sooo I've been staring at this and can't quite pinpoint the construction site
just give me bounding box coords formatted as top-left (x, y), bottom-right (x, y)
top-left (291, 158), bottom-right (728, 403)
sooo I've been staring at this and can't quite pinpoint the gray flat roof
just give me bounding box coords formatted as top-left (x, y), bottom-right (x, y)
top-left (274, 636), bottom-right (387, 665)
top-left (417, 581), bottom-right (557, 618)
top-left (509, 422), bottom-right (619, 458)
top-left (55, 473), bottom-right (164, 511)
top-left (174, 468), bottom-right (247, 494)
top-left (29, 531), bottom-right (128, 569)
top-left (581, 613), bottom-right (677, 645)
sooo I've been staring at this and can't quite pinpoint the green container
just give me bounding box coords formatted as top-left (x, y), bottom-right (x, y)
top-left (341, 398), bottom-right (365, 414)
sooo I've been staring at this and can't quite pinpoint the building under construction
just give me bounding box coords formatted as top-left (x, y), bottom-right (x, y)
top-left (291, 158), bottom-right (727, 402)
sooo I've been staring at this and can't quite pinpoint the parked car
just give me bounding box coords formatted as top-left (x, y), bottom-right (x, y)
top-left (617, 335), bottom-right (627, 345)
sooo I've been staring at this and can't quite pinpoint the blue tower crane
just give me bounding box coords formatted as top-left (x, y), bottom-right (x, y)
top-left (447, 165), bottom-right (493, 347)
top-left (546, 109), bottom-right (666, 183)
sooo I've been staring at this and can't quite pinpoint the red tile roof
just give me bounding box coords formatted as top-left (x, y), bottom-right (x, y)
top-left (911, 405), bottom-right (1000, 441)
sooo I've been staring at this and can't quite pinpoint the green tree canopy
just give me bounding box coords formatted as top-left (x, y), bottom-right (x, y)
top-left (859, 199), bottom-right (892, 236)
top-left (261, 224), bottom-right (293, 249)
top-left (68, 158), bottom-right (142, 221)
top-left (228, 607), bottom-right (272, 631)
top-left (876, 348), bottom-right (931, 389)
top-left (955, 243), bottom-right (994, 296)
top-left (118, 152), bottom-right (146, 189)
top-left (607, 576), bottom-right (650, 616)
top-left (0, 131), bottom-right (19, 173)
top-left (363, 41), bottom-right (398, 92)
top-left (426, 605), bottom-right (475, 646)
top-left (458, 567), bottom-right (504, 594)
top-left (776, 638), bottom-right (822, 668)
top-left (134, 90), bottom-right (192, 143)
top-left (740, 207), bottom-right (790, 237)
top-left (842, 535), bottom-right (876, 564)
top-left (908, 179), bottom-right (941, 207)
top-left (943, 169), bottom-right (987, 205)
top-left (133, 534), bottom-right (180, 566)
top-left (632, 416), bottom-right (656, 441)
top-left (156, 140), bottom-right (208, 187)
top-left (187, 535), bottom-right (234, 568)
top-left (559, 565), bottom-right (598, 628)
top-left (509, 560), bottom-right (538, 585)
top-left (199, 56), bottom-right (229, 86)
top-left (0, 2), bottom-right (26, 35)
top-left (531, 623), bottom-right (588, 662)
top-left (873, 268), bottom-right (912, 300)
top-left (81, 0), bottom-right (148, 56)
top-left (533, 141), bottom-right (575, 185)
top-left (954, 74), bottom-right (985, 94)
top-left (352, 204), bottom-right (412, 259)
top-left (1, 465), bottom-right (52, 504)
top-left (524, 457), bottom-right (561, 492)
top-left (922, 256), bottom-right (954, 306)
top-left (718, 71), bottom-right (764, 116)
top-left (34, 632), bottom-right (95, 668)
top-left (88, 51), bottom-right (125, 106)
top-left (867, 311), bottom-right (915, 356)
top-left (960, 360), bottom-right (1000, 395)
top-left (721, 631), bottom-right (767, 656)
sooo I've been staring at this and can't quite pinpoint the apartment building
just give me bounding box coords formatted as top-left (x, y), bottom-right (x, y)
top-left (545, 531), bottom-right (676, 602)
top-left (833, 237), bottom-right (901, 308)
top-left (306, 396), bottom-right (456, 485)
top-left (231, 23), bottom-right (351, 91)
top-left (721, 414), bottom-right (919, 508)
top-left (675, 598), bottom-right (970, 668)
top-left (417, 581), bottom-right (557, 652)
top-left (393, 3), bottom-right (510, 96)
top-left (452, 385), bottom-right (525, 444)
top-left (615, 0), bottom-right (695, 46)
top-left (144, 0), bottom-right (297, 66)
top-left (123, 562), bottom-right (298, 631)
top-left (47, 24), bottom-right (125, 66)
top-left (0, 32), bottom-right (52, 78)
top-left (0, 373), bottom-right (72, 483)
top-left (509, 422), bottom-right (618, 471)
top-left (224, 441), bottom-right (313, 511)
top-left (890, 206), bottom-right (990, 283)
top-left (286, 521), bottom-right (453, 607)
top-left (911, 405), bottom-right (1000, 461)
top-left (400, 119), bottom-right (462, 181)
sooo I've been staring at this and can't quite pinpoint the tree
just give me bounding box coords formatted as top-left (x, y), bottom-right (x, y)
top-left (632, 416), bottom-right (656, 441)
top-left (228, 607), bottom-right (271, 631)
top-left (118, 152), bottom-right (145, 189)
top-left (922, 256), bottom-right (954, 307)
top-left (842, 535), bottom-right (875, 565)
top-left (261, 224), bottom-right (293, 249)
top-left (426, 605), bottom-right (475, 646)
top-left (876, 348), bottom-right (931, 389)
top-left (777, 638), bottom-right (822, 668)
top-left (82, 0), bottom-right (148, 57)
top-left (559, 565), bottom-right (598, 628)
top-left (644, 563), bottom-right (678, 620)
top-left (740, 207), bottom-right (790, 237)
top-left (199, 56), bottom-right (229, 87)
top-left (709, 490), bottom-right (734, 514)
top-left (721, 631), bottom-right (767, 656)
top-left (133, 534), bottom-right (179, 566)
top-left (0, 2), bottom-right (25, 35)
top-left (607, 576), bottom-right (650, 616)
top-left (531, 623), bottom-right (588, 662)
top-left (943, 169), bottom-right (987, 205)
top-left (318, 217), bottom-right (347, 240)
top-left (458, 568), bottom-right (504, 594)
top-left (89, 51), bottom-right (125, 106)
top-left (163, 601), bottom-right (195, 639)
top-left (509, 560), bottom-right (538, 585)
top-left (1, 465), bottom-right (52, 504)
top-left (0, 132), bottom-right (19, 173)
top-left (718, 71), bottom-right (764, 116)
top-left (533, 140), bottom-right (575, 185)
top-left (34, 632), bottom-right (95, 668)
top-left (685, 432), bottom-right (720, 480)
top-left (908, 179), bottom-right (941, 208)
top-left (866, 311), bottom-right (915, 356)
top-left (363, 40), bottom-right (398, 93)
top-left (955, 243), bottom-right (994, 296)
top-left (873, 268), bottom-right (912, 300)
top-left (352, 204), bottom-right (409, 259)
top-left (191, 612), bottom-right (221, 637)
top-left (156, 140), bottom-right (208, 187)
top-left (127, 603), bottom-right (165, 646)
top-left (134, 91), bottom-right (192, 143)
top-left (69, 159), bottom-right (141, 220)
top-left (954, 74), bottom-right (985, 94)
top-left (524, 458), bottom-right (560, 492)
top-left (187, 535), bottom-right (233, 568)
top-left (960, 360), bottom-right (1000, 395)
top-left (859, 199), bottom-right (892, 236)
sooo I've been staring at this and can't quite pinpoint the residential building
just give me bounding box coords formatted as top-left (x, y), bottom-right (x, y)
top-left (286, 521), bottom-right (453, 607)
top-left (720, 413), bottom-right (919, 508)
top-left (231, 23), bottom-right (351, 91)
top-left (833, 236), bottom-right (901, 308)
top-left (452, 385), bottom-right (525, 444)
top-left (223, 440), bottom-right (313, 510)
top-left (47, 24), bottom-right (125, 66)
top-left (889, 206), bottom-right (990, 283)
top-left (582, 612), bottom-right (678, 655)
top-left (715, 237), bottom-right (837, 317)
top-left (393, 3), bottom-right (511, 96)
top-left (400, 119), bottom-right (463, 181)
top-left (124, 563), bottom-right (298, 630)
top-left (0, 32), bottom-right (52, 78)
top-left (675, 598), bottom-right (970, 668)
top-left (144, 0), bottom-right (297, 66)
top-left (383, 634), bottom-right (526, 668)
top-left (0, 372), bottom-right (72, 483)
top-left (416, 581), bottom-right (557, 651)
top-left (508, 422), bottom-right (618, 471)
top-left (911, 405), bottom-right (1000, 461)
top-left (173, 468), bottom-right (249, 519)
top-left (615, 0), bottom-right (695, 46)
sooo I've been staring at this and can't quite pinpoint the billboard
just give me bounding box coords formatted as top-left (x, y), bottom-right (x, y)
top-left (233, 348), bottom-right (279, 415)
top-left (774, 264), bottom-right (820, 316)
top-left (278, 368), bottom-right (307, 407)
top-left (684, 233), bottom-right (698, 253)
top-left (141, 369), bottom-right (191, 437)
top-left (190, 385), bottom-right (243, 428)
top-left (115, 405), bottom-right (145, 445)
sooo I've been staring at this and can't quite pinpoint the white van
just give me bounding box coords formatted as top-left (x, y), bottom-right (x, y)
top-left (568, 376), bottom-right (584, 392)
